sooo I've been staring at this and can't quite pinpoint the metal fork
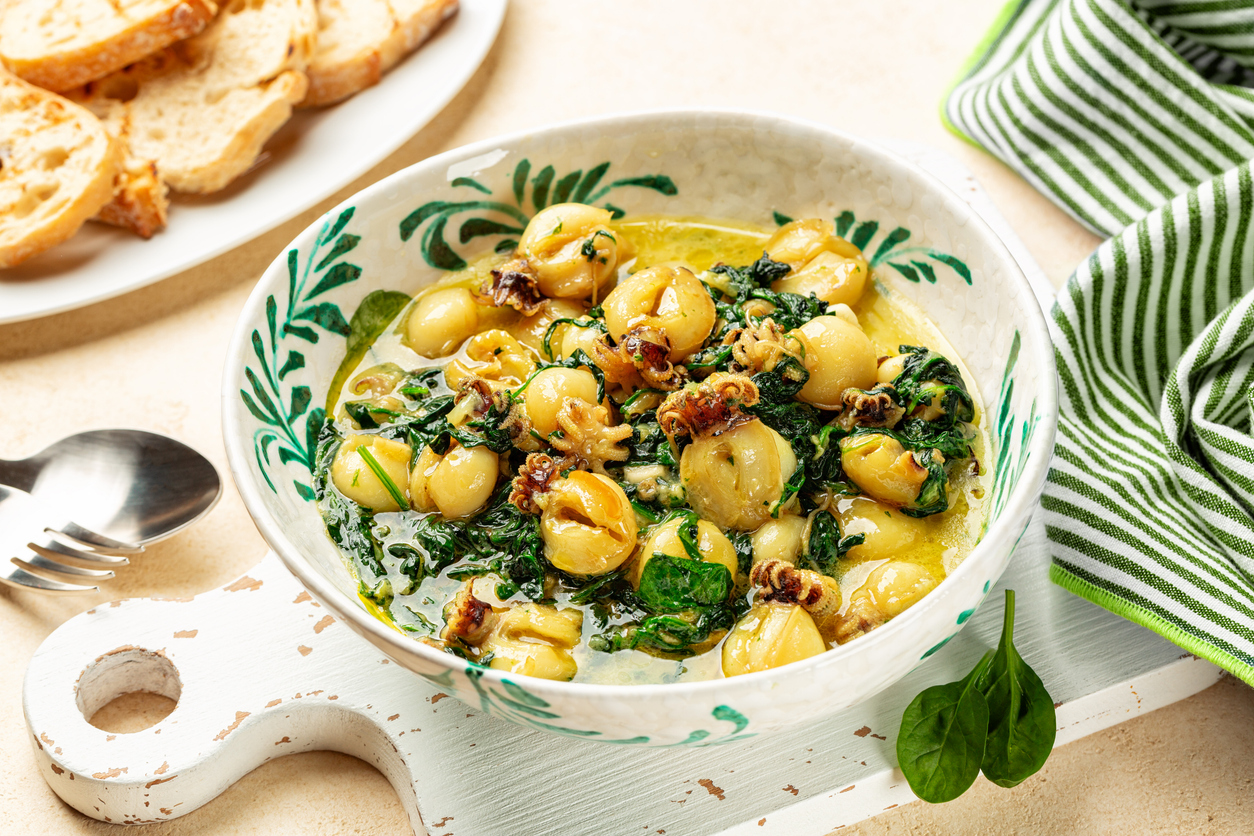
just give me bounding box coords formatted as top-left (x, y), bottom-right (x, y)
top-left (0, 485), bottom-right (143, 593)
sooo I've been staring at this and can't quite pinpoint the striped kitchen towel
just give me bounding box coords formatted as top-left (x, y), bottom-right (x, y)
top-left (945, 0), bottom-right (1254, 683)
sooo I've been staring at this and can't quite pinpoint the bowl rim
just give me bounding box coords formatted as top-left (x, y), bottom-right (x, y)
top-left (222, 106), bottom-right (1059, 700)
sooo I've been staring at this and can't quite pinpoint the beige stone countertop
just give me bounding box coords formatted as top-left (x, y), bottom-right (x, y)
top-left (3, 1), bottom-right (1253, 833)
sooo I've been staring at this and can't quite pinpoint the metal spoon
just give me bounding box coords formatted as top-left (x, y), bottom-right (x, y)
top-left (0, 429), bottom-right (222, 546)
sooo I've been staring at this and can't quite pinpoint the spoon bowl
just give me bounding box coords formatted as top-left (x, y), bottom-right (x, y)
top-left (0, 430), bottom-right (222, 546)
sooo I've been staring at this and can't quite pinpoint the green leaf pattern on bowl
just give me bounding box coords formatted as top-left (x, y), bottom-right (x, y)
top-left (241, 206), bottom-right (361, 501)
top-left (399, 159), bottom-right (679, 270)
top-left (423, 666), bottom-right (754, 745)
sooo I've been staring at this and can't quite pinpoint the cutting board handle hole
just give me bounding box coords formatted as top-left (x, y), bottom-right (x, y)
top-left (76, 647), bottom-right (182, 733)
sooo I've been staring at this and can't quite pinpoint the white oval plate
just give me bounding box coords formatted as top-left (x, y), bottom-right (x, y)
top-left (0, 0), bottom-right (506, 325)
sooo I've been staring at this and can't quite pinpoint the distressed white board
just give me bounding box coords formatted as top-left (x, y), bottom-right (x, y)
top-left (22, 145), bottom-right (1222, 835)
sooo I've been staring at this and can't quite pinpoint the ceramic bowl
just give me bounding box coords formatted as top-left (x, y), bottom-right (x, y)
top-left (222, 109), bottom-right (1057, 747)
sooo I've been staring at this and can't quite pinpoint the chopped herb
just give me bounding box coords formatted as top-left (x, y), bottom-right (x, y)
top-left (357, 445), bottom-right (409, 509)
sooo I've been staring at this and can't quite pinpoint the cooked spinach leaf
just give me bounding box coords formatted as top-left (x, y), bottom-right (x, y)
top-left (589, 607), bottom-right (735, 655)
top-left (637, 553), bottom-right (732, 612)
top-left (343, 400), bottom-right (381, 429)
top-left (805, 511), bottom-right (865, 575)
top-left (443, 393), bottom-right (516, 454)
top-left (709, 252), bottom-right (793, 297)
top-left (624, 408), bottom-right (676, 468)
top-left (896, 416), bottom-right (975, 461)
top-left (747, 378), bottom-right (844, 505)
top-left (702, 254), bottom-right (828, 338)
top-left (399, 368), bottom-right (444, 399)
top-left (749, 289), bottom-right (829, 331)
top-left (359, 577), bottom-right (395, 611)
top-left (541, 316), bottom-right (607, 359)
top-left (313, 424), bottom-right (385, 575)
top-left (904, 447), bottom-right (949, 518)
top-left (892, 345), bottom-right (975, 424)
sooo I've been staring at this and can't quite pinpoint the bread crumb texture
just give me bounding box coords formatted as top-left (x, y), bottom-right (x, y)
top-left (0, 68), bottom-right (120, 268)
top-left (0, 0), bottom-right (220, 92)
top-left (69, 0), bottom-right (317, 194)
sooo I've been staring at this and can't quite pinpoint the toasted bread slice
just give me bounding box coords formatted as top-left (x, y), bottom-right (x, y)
top-left (0, 69), bottom-right (120, 268)
top-left (91, 107), bottom-right (169, 238)
top-left (0, 0), bottom-right (219, 92)
top-left (301, 0), bottom-right (457, 107)
top-left (96, 157), bottom-right (168, 238)
top-left (70, 0), bottom-right (316, 194)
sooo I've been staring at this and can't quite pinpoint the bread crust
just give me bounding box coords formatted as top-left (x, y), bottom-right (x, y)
top-left (69, 0), bottom-right (316, 195)
top-left (0, 69), bottom-right (120, 268)
top-left (0, 0), bottom-right (220, 92)
top-left (300, 0), bottom-right (458, 107)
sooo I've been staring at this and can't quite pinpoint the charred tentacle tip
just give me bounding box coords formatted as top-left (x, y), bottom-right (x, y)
top-left (441, 583), bottom-right (497, 645)
top-left (835, 383), bottom-right (906, 431)
top-left (478, 258), bottom-right (546, 315)
top-left (508, 452), bottom-right (562, 514)
top-left (750, 559), bottom-right (842, 623)
top-left (656, 372), bottom-right (760, 442)
top-left (832, 597), bottom-right (881, 645)
top-left (589, 327), bottom-right (689, 391)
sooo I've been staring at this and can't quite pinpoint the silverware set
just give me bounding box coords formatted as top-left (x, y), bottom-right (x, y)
top-left (0, 430), bottom-right (221, 593)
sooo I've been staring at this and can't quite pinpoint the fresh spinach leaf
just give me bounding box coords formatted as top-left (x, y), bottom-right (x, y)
top-left (897, 651), bottom-right (993, 803)
top-left (897, 589), bottom-right (1056, 803)
top-left (977, 590), bottom-right (1056, 788)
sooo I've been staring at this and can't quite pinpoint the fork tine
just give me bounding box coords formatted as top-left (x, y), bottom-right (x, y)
top-left (55, 521), bottom-right (143, 553)
top-left (31, 535), bottom-right (130, 567)
top-left (0, 562), bottom-right (98, 594)
top-left (13, 552), bottom-right (115, 580)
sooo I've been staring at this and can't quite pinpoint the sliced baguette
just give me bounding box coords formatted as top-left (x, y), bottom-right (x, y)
top-left (96, 158), bottom-right (167, 238)
top-left (70, 0), bottom-right (316, 194)
top-left (301, 0), bottom-right (458, 107)
top-left (0, 69), bottom-right (120, 268)
top-left (92, 106), bottom-right (169, 238)
top-left (0, 0), bottom-right (219, 92)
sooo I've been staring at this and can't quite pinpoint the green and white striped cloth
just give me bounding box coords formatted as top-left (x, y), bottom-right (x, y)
top-left (946, 0), bottom-right (1254, 683)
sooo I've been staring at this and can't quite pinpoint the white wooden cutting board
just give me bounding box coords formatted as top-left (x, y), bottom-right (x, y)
top-left (21, 144), bottom-right (1223, 836)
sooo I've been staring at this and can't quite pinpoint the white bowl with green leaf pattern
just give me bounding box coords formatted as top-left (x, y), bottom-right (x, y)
top-left (222, 109), bottom-right (1057, 746)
